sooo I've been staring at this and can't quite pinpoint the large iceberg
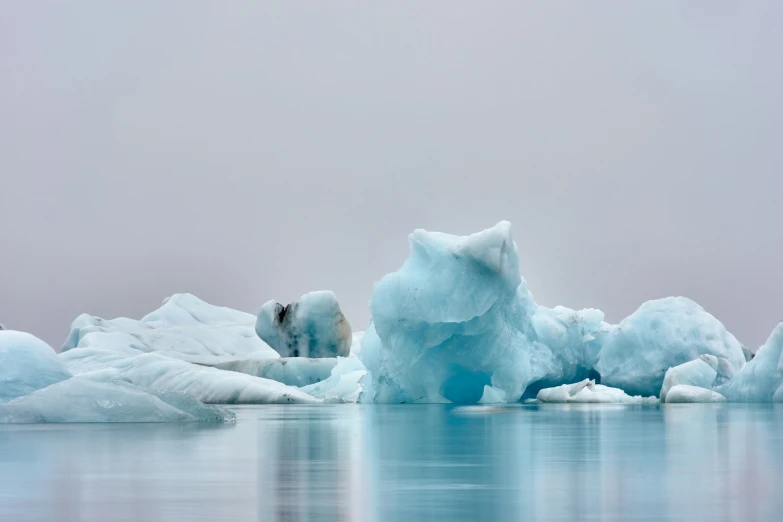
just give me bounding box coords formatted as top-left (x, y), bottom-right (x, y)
top-left (0, 378), bottom-right (235, 423)
top-left (62, 293), bottom-right (279, 364)
top-left (595, 297), bottom-right (745, 397)
top-left (255, 290), bottom-right (352, 358)
top-left (717, 323), bottom-right (783, 402)
top-left (358, 222), bottom-right (608, 403)
top-left (0, 331), bottom-right (72, 402)
top-left (356, 221), bottom-right (755, 404)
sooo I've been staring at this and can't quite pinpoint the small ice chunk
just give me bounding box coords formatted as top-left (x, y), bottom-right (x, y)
top-left (478, 386), bottom-right (508, 404)
top-left (659, 355), bottom-right (718, 402)
top-left (256, 291), bottom-right (352, 358)
top-left (537, 379), bottom-right (658, 404)
top-left (665, 385), bottom-right (726, 403)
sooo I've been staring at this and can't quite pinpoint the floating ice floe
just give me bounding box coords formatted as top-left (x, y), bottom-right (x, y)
top-left (536, 379), bottom-right (658, 404)
top-left (664, 385), bottom-right (726, 403)
top-left (256, 290), bottom-right (352, 358)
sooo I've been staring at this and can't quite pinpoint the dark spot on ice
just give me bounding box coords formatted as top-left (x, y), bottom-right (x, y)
top-left (276, 304), bottom-right (289, 323)
top-left (293, 349), bottom-right (299, 357)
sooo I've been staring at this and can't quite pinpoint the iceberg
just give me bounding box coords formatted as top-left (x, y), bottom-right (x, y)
top-left (0, 331), bottom-right (72, 402)
top-left (60, 348), bottom-right (319, 404)
top-left (62, 293), bottom-right (279, 364)
top-left (595, 297), bottom-right (745, 397)
top-left (0, 378), bottom-right (235, 423)
top-left (717, 323), bottom-right (783, 402)
top-left (255, 291), bottom-right (352, 358)
top-left (659, 355), bottom-right (718, 402)
top-left (359, 222), bottom-right (608, 403)
top-left (536, 379), bottom-right (657, 404)
top-left (664, 385), bottom-right (726, 403)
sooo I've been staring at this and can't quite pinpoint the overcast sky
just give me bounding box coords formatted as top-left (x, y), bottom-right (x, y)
top-left (1, 1), bottom-right (781, 349)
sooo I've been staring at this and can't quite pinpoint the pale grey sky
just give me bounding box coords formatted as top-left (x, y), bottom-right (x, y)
top-left (1, 1), bottom-right (781, 349)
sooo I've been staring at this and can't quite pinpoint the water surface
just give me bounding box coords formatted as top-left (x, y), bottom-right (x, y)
top-left (1, 403), bottom-right (781, 521)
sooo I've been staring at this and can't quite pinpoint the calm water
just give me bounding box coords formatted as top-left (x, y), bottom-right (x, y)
top-left (0, 403), bottom-right (781, 522)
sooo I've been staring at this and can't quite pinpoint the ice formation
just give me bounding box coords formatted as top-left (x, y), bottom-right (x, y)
top-left (0, 378), bottom-right (234, 423)
top-left (60, 349), bottom-right (319, 404)
top-left (6, 221), bottom-right (783, 415)
top-left (659, 355), bottom-right (718, 402)
top-left (255, 291), bottom-right (352, 358)
top-left (358, 222), bottom-right (609, 403)
top-left (536, 379), bottom-right (657, 404)
top-left (301, 357), bottom-right (368, 403)
top-left (664, 385), bottom-right (726, 403)
top-left (595, 297), bottom-right (745, 397)
top-left (62, 293), bottom-right (279, 364)
top-left (203, 357), bottom-right (338, 387)
top-left (717, 323), bottom-right (783, 402)
top-left (0, 331), bottom-right (72, 402)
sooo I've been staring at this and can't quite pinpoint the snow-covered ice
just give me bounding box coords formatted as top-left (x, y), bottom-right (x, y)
top-left (62, 293), bottom-right (279, 364)
top-left (256, 291), bottom-right (352, 358)
top-left (536, 379), bottom-right (657, 404)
